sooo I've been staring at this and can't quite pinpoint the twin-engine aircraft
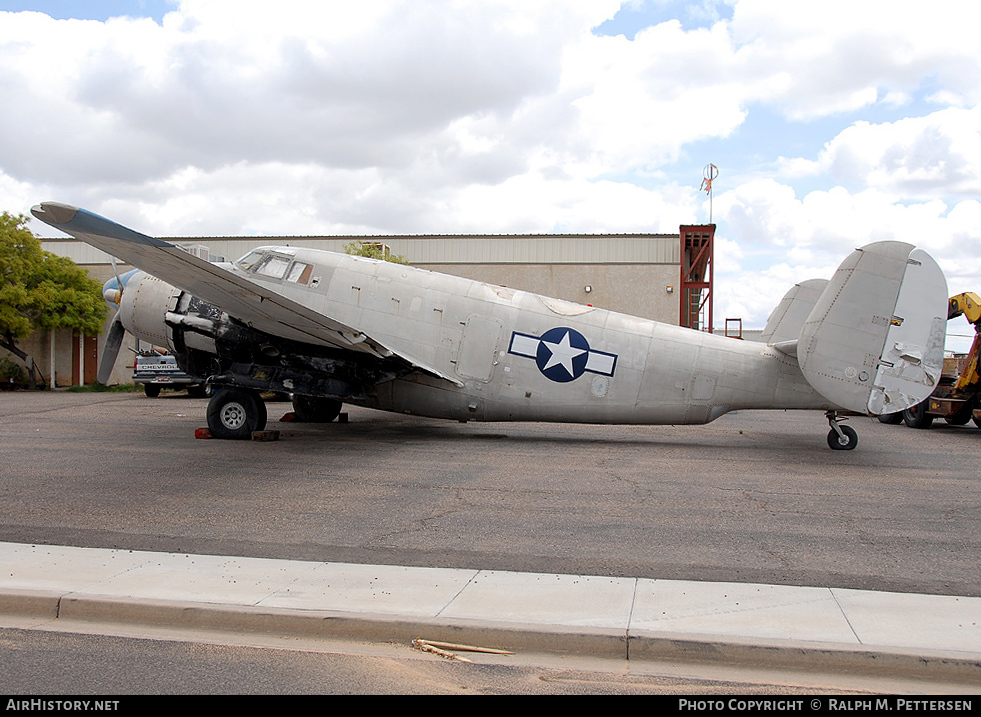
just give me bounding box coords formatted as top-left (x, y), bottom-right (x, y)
top-left (33, 201), bottom-right (948, 450)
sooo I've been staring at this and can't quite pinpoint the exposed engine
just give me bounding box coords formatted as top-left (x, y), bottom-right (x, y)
top-left (114, 271), bottom-right (410, 401)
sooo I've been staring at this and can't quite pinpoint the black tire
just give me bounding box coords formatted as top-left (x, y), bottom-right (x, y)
top-left (291, 395), bottom-right (343, 423)
top-left (207, 387), bottom-right (267, 439)
top-left (877, 412), bottom-right (904, 424)
top-left (945, 403), bottom-right (973, 426)
top-left (827, 425), bottom-right (858, 451)
top-left (903, 401), bottom-right (934, 429)
top-left (143, 384), bottom-right (161, 398)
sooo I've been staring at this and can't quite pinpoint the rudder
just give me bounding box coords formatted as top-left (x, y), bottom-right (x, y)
top-left (797, 242), bottom-right (947, 415)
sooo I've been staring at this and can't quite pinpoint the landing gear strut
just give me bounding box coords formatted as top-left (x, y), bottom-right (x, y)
top-left (826, 411), bottom-right (858, 451)
top-left (207, 387), bottom-right (267, 439)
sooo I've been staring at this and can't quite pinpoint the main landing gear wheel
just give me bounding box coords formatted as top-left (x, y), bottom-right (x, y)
top-left (144, 384), bottom-right (161, 398)
top-left (877, 411), bottom-right (904, 424)
top-left (291, 395), bottom-right (343, 423)
top-left (187, 383), bottom-right (213, 399)
top-left (207, 387), bottom-right (267, 440)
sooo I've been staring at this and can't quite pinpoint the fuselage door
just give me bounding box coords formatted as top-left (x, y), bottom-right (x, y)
top-left (456, 314), bottom-right (503, 382)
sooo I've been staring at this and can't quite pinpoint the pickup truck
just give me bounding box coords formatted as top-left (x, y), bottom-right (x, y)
top-left (133, 351), bottom-right (211, 398)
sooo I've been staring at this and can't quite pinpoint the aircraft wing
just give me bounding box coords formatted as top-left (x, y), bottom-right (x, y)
top-left (32, 202), bottom-right (463, 386)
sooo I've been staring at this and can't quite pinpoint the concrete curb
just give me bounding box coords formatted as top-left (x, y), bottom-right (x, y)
top-left (0, 588), bottom-right (61, 619)
top-left (4, 589), bottom-right (980, 685)
top-left (628, 632), bottom-right (981, 685)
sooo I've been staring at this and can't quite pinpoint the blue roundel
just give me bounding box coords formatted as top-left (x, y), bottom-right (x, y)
top-left (535, 327), bottom-right (590, 383)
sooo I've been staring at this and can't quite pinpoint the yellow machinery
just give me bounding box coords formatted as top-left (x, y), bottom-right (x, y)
top-left (893, 292), bottom-right (981, 428)
top-left (947, 293), bottom-right (981, 392)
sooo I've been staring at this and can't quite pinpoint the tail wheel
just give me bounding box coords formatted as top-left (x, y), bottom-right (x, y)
top-left (207, 387), bottom-right (267, 439)
top-left (144, 384), bottom-right (161, 398)
top-left (827, 425), bottom-right (858, 451)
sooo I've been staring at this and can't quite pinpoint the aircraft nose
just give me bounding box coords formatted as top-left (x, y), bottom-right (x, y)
top-left (103, 269), bottom-right (138, 308)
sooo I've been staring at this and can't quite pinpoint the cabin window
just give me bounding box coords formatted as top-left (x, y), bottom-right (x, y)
top-left (255, 255), bottom-right (291, 279)
top-left (287, 262), bottom-right (314, 285)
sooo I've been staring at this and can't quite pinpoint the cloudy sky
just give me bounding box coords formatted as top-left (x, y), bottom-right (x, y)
top-left (2, 1), bottom-right (979, 348)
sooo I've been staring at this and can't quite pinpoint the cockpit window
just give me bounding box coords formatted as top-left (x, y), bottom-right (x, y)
top-left (255, 255), bottom-right (291, 279)
top-left (235, 250), bottom-right (264, 271)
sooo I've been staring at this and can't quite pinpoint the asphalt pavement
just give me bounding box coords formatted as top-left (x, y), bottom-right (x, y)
top-left (2, 393), bottom-right (980, 691)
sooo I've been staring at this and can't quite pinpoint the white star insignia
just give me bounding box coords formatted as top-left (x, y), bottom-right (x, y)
top-left (541, 330), bottom-right (587, 377)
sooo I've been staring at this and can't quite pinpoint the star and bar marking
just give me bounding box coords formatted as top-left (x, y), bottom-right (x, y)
top-left (508, 327), bottom-right (617, 383)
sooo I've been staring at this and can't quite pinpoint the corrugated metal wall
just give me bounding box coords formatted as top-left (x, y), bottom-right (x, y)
top-left (43, 233), bottom-right (681, 266)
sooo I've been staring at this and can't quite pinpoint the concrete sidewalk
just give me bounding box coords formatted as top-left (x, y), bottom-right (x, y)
top-left (1, 541), bottom-right (979, 685)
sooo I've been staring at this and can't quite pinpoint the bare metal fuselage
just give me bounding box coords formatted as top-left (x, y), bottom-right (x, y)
top-left (181, 247), bottom-right (830, 425)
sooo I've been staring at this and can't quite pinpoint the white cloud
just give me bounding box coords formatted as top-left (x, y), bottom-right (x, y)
top-left (0, 171), bottom-right (50, 221)
top-left (0, 2), bottom-right (615, 186)
top-left (714, 178), bottom-right (981, 339)
top-left (7, 1), bottom-right (981, 212)
top-left (728, 0), bottom-right (981, 118)
top-left (3, 0), bottom-right (981, 352)
top-left (806, 107), bottom-right (981, 197)
top-left (562, 21), bottom-right (751, 175)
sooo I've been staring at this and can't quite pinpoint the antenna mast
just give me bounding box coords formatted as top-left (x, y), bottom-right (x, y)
top-left (700, 163), bottom-right (718, 223)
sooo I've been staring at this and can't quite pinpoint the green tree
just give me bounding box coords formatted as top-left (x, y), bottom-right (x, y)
top-left (343, 240), bottom-right (410, 265)
top-left (0, 212), bottom-right (107, 389)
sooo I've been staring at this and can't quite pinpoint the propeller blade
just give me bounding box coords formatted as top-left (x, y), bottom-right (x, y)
top-left (98, 313), bottom-right (126, 384)
top-left (110, 255), bottom-right (122, 286)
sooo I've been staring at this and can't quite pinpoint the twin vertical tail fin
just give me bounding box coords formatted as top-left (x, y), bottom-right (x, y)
top-left (766, 242), bottom-right (948, 415)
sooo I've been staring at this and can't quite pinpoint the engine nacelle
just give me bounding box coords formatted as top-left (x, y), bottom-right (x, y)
top-left (118, 271), bottom-right (183, 350)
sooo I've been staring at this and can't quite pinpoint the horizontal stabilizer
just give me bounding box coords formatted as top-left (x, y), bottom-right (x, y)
top-left (797, 242), bottom-right (947, 415)
top-left (771, 340), bottom-right (798, 358)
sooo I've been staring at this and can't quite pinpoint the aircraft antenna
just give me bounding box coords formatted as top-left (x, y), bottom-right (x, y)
top-left (700, 163), bottom-right (719, 223)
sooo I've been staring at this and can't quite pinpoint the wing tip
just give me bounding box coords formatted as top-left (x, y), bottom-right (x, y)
top-left (31, 201), bottom-right (80, 226)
